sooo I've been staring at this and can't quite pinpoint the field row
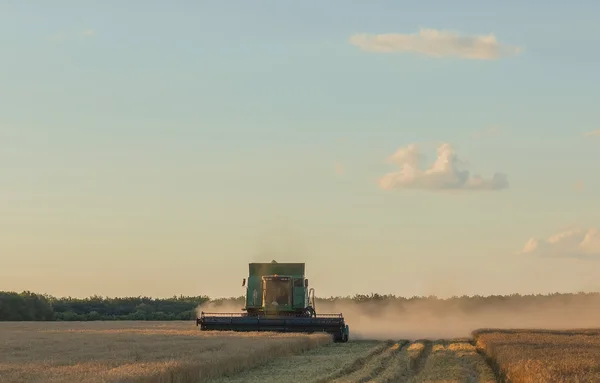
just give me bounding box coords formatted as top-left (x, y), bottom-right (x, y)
top-left (214, 338), bottom-right (497, 383)
top-left (2, 322), bottom-right (600, 382)
top-left (217, 329), bottom-right (600, 382)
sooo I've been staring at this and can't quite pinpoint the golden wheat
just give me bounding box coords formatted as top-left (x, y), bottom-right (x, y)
top-left (0, 321), bottom-right (332, 383)
top-left (474, 329), bottom-right (600, 383)
top-left (8, 320), bottom-right (600, 383)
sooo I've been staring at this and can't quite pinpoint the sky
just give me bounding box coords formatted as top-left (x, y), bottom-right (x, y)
top-left (1, 1), bottom-right (600, 299)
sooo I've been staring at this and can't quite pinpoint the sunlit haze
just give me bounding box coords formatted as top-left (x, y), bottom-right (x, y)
top-left (2, 1), bottom-right (599, 299)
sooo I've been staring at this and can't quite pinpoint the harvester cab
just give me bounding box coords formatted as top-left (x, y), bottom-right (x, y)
top-left (261, 275), bottom-right (293, 309)
top-left (196, 261), bottom-right (349, 342)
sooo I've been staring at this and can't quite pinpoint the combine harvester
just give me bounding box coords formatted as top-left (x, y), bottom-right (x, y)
top-left (196, 261), bottom-right (349, 342)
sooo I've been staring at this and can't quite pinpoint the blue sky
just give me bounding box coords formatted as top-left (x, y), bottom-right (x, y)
top-left (1, 1), bottom-right (599, 299)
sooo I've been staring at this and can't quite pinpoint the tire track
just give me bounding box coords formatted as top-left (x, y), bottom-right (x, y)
top-left (318, 340), bottom-right (432, 383)
top-left (377, 339), bottom-right (433, 383)
top-left (313, 338), bottom-right (499, 383)
top-left (313, 340), bottom-right (394, 383)
top-left (409, 340), bottom-right (432, 375)
top-left (355, 340), bottom-right (408, 383)
top-left (362, 341), bottom-right (413, 383)
top-left (407, 340), bottom-right (498, 383)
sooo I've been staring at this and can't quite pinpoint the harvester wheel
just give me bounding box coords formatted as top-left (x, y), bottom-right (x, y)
top-left (340, 324), bottom-right (349, 342)
top-left (333, 324), bottom-right (349, 343)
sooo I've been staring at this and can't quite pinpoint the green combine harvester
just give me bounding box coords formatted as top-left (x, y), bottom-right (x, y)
top-left (196, 261), bottom-right (349, 342)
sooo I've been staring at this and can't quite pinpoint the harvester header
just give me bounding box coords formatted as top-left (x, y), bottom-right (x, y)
top-left (196, 260), bottom-right (349, 342)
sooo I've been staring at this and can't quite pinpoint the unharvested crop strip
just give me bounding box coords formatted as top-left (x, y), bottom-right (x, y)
top-left (470, 329), bottom-right (600, 382)
top-left (117, 334), bottom-right (332, 383)
top-left (0, 322), bottom-right (333, 383)
top-left (470, 336), bottom-right (505, 383)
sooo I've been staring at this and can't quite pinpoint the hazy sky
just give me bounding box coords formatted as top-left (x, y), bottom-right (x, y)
top-left (2, 1), bottom-right (599, 299)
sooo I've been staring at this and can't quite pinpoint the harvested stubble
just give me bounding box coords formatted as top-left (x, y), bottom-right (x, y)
top-left (0, 321), bottom-right (332, 383)
top-left (371, 340), bottom-right (431, 383)
top-left (318, 339), bottom-right (496, 383)
top-left (212, 337), bottom-right (498, 383)
top-left (410, 339), bottom-right (496, 383)
top-left (323, 340), bottom-right (409, 383)
top-left (212, 340), bottom-right (381, 383)
top-left (473, 329), bottom-right (600, 383)
top-left (406, 340), bottom-right (430, 371)
top-left (215, 339), bottom-right (417, 383)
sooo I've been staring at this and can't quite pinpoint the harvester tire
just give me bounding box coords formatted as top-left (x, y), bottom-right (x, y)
top-left (334, 324), bottom-right (349, 343)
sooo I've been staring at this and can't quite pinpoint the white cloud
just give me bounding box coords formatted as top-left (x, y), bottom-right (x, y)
top-left (82, 29), bottom-right (95, 37)
top-left (349, 28), bottom-right (522, 60)
top-left (583, 130), bottom-right (600, 136)
top-left (378, 143), bottom-right (508, 191)
top-left (519, 227), bottom-right (600, 259)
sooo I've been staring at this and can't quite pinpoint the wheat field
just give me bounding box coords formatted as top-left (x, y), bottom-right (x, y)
top-left (0, 321), bottom-right (331, 383)
top-left (473, 329), bottom-right (600, 383)
top-left (4, 322), bottom-right (600, 382)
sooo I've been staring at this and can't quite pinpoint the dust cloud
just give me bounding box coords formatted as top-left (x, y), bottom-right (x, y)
top-left (316, 295), bottom-right (600, 340)
top-left (196, 294), bottom-right (600, 341)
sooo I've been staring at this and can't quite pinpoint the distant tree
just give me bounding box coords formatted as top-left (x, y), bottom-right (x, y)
top-left (2, 290), bottom-right (600, 321)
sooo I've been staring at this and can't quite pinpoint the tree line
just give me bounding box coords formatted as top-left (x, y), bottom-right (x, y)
top-left (0, 291), bottom-right (216, 321)
top-left (1, 290), bottom-right (598, 321)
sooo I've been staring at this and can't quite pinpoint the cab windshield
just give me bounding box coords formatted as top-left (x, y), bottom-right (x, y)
top-left (264, 277), bottom-right (291, 306)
